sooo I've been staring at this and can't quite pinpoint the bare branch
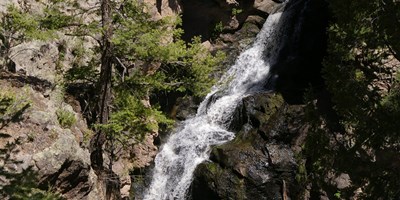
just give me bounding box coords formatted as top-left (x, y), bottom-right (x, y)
top-left (114, 56), bottom-right (127, 82)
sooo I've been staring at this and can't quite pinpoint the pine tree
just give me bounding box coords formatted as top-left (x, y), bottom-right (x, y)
top-left (302, 0), bottom-right (400, 198)
top-left (1, 0), bottom-right (224, 198)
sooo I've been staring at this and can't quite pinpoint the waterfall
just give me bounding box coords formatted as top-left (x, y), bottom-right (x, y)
top-left (144, 4), bottom-right (288, 200)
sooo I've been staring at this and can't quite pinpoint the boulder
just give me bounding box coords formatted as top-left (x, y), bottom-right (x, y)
top-left (10, 41), bottom-right (59, 83)
top-left (191, 92), bottom-right (306, 199)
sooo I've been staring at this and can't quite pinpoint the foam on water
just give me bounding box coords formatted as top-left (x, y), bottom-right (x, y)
top-left (144, 8), bottom-right (287, 200)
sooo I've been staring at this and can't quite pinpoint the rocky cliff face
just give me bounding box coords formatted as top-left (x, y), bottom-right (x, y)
top-left (0, 71), bottom-right (104, 199)
top-left (181, 0), bottom-right (281, 42)
top-left (0, 0), bottom-right (170, 198)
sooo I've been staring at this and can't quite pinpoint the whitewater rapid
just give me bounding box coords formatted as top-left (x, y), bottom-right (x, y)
top-left (144, 6), bottom-right (287, 200)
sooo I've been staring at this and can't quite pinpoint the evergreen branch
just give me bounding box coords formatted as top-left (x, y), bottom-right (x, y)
top-left (64, 33), bottom-right (101, 46)
top-left (165, 82), bottom-right (184, 86)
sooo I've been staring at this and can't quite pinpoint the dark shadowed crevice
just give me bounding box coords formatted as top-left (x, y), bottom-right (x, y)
top-left (270, 0), bottom-right (329, 104)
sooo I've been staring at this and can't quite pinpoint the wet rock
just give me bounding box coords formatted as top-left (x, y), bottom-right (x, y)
top-left (245, 15), bottom-right (266, 27)
top-left (191, 162), bottom-right (246, 200)
top-left (227, 100), bottom-right (246, 132)
top-left (210, 135), bottom-right (270, 182)
top-left (191, 92), bottom-right (306, 199)
top-left (174, 96), bottom-right (200, 121)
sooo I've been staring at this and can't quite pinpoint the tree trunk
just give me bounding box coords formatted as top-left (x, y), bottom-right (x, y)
top-left (99, 0), bottom-right (113, 126)
top-left (89, 1), bottom-right (121, 199)
top-left (91, 0), bottom-right (113, 170)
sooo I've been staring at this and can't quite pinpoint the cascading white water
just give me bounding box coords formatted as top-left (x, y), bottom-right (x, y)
top-left (144, 5), bottom-right (288, 200)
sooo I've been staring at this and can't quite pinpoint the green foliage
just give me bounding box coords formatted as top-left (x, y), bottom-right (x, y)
top-left (56, 40), bottom-right (67, 70)
top-left (231, 8), bottom-right (243, 16)
top-left (0, 89), bottom-right (30, 128)
top-left (96, 89), bottom-right (174, 163)
top-left (56, 109), bottom-right (76, 128)
top-left (295, 159), bottom-right (307, 185)
top-left (334, 191), bottom-right (341, 199)
top-left (40, 6), bottom-right (75, 30)
top-left (65, 41), bottom-right (97, 80)
top-left (124, 36), bottom-right (225, 97)
top-left (1, 0), bottom-right (226, 182)
top-left (64, 60), bottom-right (99, 84)
top-left (97, 89), bottom-right (174, 140)
top-left (322, 0), bottom-right (400, 146)
top-left (2, 5), bottom-right (41, 39)
top-left (0, 4), bottom-right (63, 70)
top-left (211, 21), bottom-right (224, 41)
top-left (112, 2), bottom-right (225, 97)
top-left (1, 5), bottom-right (59, 40)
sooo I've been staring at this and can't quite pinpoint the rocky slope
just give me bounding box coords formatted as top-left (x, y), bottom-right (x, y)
top-left (0, 70), bottom-right (103, 199)
top-left (0, 0), bottom-right (168, 198)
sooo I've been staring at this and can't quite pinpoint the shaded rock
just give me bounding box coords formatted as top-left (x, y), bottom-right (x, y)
top-left (143, 0), bottom-right (181, 20)
top-left (332, 173), bottom-right (351, 190)
top-left (270, 0), bottom-right (329, 104)
top-left (181, 0), bottom-right (281, 42)
top-left (191, 162), bottom-right (246, 200)
top-left (0, 71), bottom-right (52, 92)
top-left (191, 92), bottom-right (306, 199)
top-left (39, 159), bottom-right (93, 199)
top-left (265, 144), bottom-right (296, 167)
top-left (0, 78), bottom-right (102, 199)
top-left (173, 96), bottom-right (201, 121)
top-left (254, 0), bottom-right (282, 13)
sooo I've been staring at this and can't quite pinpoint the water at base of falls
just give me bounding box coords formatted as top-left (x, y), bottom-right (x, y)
top-left (144, 5), bottom-right (288, 200)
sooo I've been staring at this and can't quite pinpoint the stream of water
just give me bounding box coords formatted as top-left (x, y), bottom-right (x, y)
top-left (144, 4), bottom-right (288, 199)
